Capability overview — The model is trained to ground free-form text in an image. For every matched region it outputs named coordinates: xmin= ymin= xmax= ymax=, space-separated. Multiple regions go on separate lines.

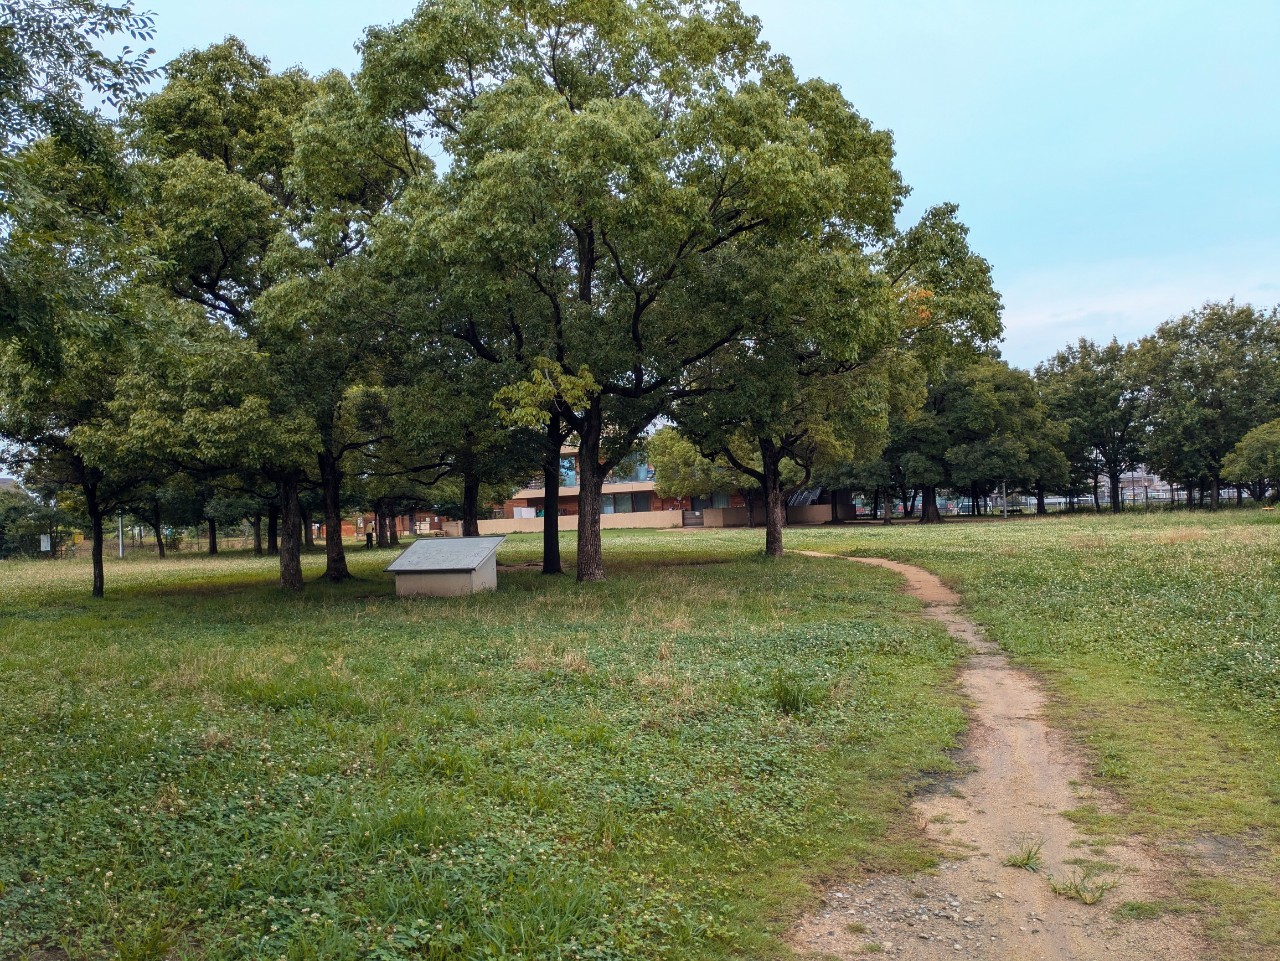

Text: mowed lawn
xmin=786 ymin=511 xmax=1280 ymax=960
xmin=0 ymin=538 xmax=966 ymax=960
xmin=3 ymin=512 xmax=1278 ymax=960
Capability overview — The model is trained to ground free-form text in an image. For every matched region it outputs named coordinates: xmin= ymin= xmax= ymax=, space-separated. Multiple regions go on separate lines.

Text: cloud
xmin=997 ymin=244 xmax=1280 ymax=368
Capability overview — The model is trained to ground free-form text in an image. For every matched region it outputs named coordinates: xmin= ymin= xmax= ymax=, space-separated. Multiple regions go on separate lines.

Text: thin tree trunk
xmin=85 ymin=482 xmax=105 ymax=598
xmin=882 ymin=487 xmax=892 ymax=525
xmin=278 ymin=476 xmax=304 ymax=592
xmin=1210 ymin=475 xmax=1221 ymax=511
xmin=1092 ymin=477 xmax=1101 ymax=512
xmin=462 ymin=472 xmax=481 ymax=537
xmin=542 ymin=417 xmax=563 ymax=575
xmin=919 ymin=485 xmax=943 ymax=524
xmin=152 ymin=505 xmax=166 ymax=560
xmin=318 ymin=451 xmax=350 ymax=582
xmin=762 ymin=444 xmax=786 ymax=557
xmin=267 ymin=506 xmax=280 ymax=555
xmin=303 ymin=509 xmax=314 ymax=548
xmin=1036 ymin=483 xmax=1047 ymax=515
xmin=207 ymin=517 xmax=218 ymax=555
xmin=389 ymin=515 xmax=400 ymax=547
xmin=575 ymin=406 xmax=607 ymax=582
xmin=251 ymin=515 xmax=263 ymax=557
xmin=375 ymin=505 xmax=390 ymax=548
xmin=1109 ymin=472 xmax=1122 ymax=513
xmin=830 ymin=489 xmax=840 ymax=524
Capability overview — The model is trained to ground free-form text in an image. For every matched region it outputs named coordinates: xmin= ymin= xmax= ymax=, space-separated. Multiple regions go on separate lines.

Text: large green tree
xmin=1036 ymin=338 xmax=1142 ymax=513
xmin=1222 ymin=418 xmax=1280 ymax=504
xmin=362 ymin=0 xmax=919 ymax=581
xmin=1135 ymin=301 xmax=1280 ymax=509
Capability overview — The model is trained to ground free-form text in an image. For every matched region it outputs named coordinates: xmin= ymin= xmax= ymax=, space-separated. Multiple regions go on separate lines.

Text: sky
xmin=131 ymin=0 xmax=1280 ymax=370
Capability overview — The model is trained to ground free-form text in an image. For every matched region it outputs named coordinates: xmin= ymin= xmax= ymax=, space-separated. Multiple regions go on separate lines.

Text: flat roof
xmin=385 ymin=536 xmax=507 ymax=574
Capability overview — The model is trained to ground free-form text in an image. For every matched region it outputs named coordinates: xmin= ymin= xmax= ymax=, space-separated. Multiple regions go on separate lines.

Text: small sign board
xmin=386 ymin=536 xmax=506 ymax=597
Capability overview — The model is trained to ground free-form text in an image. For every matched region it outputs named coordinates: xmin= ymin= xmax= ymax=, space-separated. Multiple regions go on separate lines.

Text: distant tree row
xmin=0 ymin=1 xmax=1004 ymax=595
xmin=652 ymin=300 xmax=1280 ymax=522
xmin=16 ymin=3 xmax=1273 ymax=599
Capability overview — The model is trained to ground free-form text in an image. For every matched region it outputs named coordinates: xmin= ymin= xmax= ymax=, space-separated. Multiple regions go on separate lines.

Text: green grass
xmin=1002 ymin=837 xmax=1046 ymax=872
xmin=783 ymin=510 xmax=1280 ymax=960
xmin=0 ymin=540 xmax=966 ymax=960
xmin=5 ymin=511 xmax=1279 ymax=959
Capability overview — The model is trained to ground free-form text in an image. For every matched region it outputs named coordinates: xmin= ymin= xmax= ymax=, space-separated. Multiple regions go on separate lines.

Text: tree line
xmin=651 ymin=300 xmax=1280 ymax=524
xmin=3 ymin=2 xmax=1274 ymax=599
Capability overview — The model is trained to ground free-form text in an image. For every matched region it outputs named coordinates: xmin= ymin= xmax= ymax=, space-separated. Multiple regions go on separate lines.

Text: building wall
xmin=445 ymin=509 xmax=685 ymax=536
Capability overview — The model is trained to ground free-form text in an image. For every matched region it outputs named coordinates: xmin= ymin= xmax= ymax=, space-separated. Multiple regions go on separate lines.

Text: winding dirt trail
xmin=788 ymin=552 xmax=1202 ymax=960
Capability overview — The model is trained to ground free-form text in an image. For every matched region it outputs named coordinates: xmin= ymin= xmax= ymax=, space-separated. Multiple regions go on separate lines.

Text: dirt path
xmin=788 ymin=552 xmax=1202 ymax=960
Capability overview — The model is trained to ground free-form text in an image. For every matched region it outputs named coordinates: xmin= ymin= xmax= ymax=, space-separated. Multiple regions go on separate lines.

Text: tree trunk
xmin=575 ymin=405 xmax=607 ymax=582
xmin=267 ymin=506 xmax=280 ymax=555
xmin=1036 ymin=483 xmax=1047 ymax=515
xmin=881 ymin=487 xmax=892 ymax=525
xmin=761 ymin=442 xmax=786 ymax=557
xmin=207 ymin=517 xmax=218 ymax=555
xmin=152 ymin=505 xmax=166 ymax=560
xmin=251 ymin=515 xmax=263 ymax=557
xmin=1109 ymin=472 xmax=1122 ymax=513
xmin=830 ymin=489 xmax=840 ymax=524
xmin=318 ymin=451 xmax=350 ymax=582
xmin=1092 ymin=477 xmax=1101 ymax=512
xmin=278 ymin=476 xmax=304 ymax=592
xmin=85 ymin=483 xmax=105 ymax=598
xmin=303 ymin=509 xmax=314 ymax=548
xmin=871 ymin=487 xmax=879 ymax=520
xmin=375 ymin=505 xmax=390 ymax=548
xmin=1235 ymin=486 xmax=1243 ymax=507
xmin=1210 ymin=475 xmax=1221 ymax=511
xmin=542 ymin=418 xmax=564 ymax=575
xmin=462 ymin=472 xmax=481 ymax=537
xmin=919 ymin=485 xmax=943 ymax=524
xmin=389 ymin=516 xmax=400 ymax=547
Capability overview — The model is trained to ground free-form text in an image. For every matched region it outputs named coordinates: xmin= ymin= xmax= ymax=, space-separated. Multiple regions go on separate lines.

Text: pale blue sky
xmin=134 ymin=1 xmax=1280 ymax=369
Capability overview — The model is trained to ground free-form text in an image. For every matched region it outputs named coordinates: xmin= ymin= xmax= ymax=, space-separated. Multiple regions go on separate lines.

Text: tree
xmin=0 ymin=1 xmax=159 ymax=388
xmin=1036 ymin=338 xmax=1142 ymax=513
xmin=0 ymin=125 xmax=153 ymax=595
xmin=648 ymin=427 xmax=752 ymax=503
xmin=363 ymin=0 xmax=928 ymax=580
xmin=1222 ymin=418 xmax=1280 ymax=504
xmin=1135 ymin=302 xmax=1280 ymax=509
xmin=941 ymin=358 xmax=1068 ymax=519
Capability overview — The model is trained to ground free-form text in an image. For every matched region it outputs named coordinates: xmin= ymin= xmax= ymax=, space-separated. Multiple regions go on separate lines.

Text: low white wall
xmin=456 ymin=510 xmax=684 ymax=536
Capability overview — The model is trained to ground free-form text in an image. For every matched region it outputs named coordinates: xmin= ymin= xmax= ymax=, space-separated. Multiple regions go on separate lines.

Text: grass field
xmin=2 ymin=511 xmax=1278 ymax=960
xmin=0 ymin=539 xmax=964 ymax=960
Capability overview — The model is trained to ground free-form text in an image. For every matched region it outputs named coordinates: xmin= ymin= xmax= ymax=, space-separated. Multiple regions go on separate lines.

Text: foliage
xmin=1036 ymin=338 xmax=1143 ymax=511
xmin=1135 ymin=301 xmax=1280 ymax=505
xmin=647 ymin=427 xmax=752 ymax=500
xmin=1222 ymin=417 xmax=1280 ymax=499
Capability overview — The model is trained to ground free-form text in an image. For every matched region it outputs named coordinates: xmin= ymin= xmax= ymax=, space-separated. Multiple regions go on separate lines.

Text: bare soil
xmin=788 ymin=552 xmax=1204 ymax=960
